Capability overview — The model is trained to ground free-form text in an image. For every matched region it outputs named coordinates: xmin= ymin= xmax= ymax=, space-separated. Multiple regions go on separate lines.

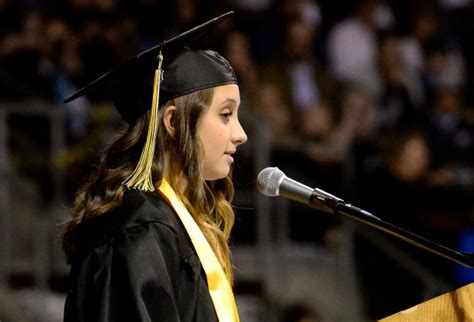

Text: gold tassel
xmin=123 ymin=51 xmax=164 ymax=191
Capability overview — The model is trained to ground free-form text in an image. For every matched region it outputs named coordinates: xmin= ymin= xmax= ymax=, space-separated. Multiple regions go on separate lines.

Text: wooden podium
xmin=379 ymin=283 xmax=474 ymax=321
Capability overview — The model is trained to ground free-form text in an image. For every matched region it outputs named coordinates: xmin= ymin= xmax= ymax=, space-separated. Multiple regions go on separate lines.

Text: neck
xmin=162 ymin=152 xmax=188 ymax=195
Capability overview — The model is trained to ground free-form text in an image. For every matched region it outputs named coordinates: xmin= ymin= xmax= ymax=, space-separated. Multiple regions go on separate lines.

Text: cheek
xmin=201 ymin=126 xmax=228 ymax=157
xmin=199 ymin=124 xmax=217 ymax=148
xmin=209 ymin=129 xmax=226 ymax=148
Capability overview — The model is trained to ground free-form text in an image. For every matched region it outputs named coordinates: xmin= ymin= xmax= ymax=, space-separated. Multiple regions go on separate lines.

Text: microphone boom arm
xmin=308 ymin=191 xmax=474 ymax=269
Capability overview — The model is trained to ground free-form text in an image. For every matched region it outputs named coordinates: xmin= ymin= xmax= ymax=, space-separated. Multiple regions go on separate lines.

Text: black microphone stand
xmin=308 ymin=191 xmax=474 ymax=268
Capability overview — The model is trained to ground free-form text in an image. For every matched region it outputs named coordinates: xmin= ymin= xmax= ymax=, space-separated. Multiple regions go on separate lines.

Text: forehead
xmin=210 ymin=84 xmax=240 ymax=106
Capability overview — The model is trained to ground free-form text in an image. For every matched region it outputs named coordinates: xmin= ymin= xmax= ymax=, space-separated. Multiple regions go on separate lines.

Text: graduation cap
xmin=65 ymin=11 xmax=237 ymax=191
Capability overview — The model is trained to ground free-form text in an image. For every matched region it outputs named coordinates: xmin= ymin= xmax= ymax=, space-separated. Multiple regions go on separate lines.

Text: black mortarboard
xmin=64 ymin=11 xmax=237 ymax=124
xmin=64 ymin=11 xmax=237 ymax=191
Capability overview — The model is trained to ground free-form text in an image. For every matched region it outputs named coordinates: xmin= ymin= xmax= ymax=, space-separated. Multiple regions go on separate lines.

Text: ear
xmin=162 ymin=105 xmax=177 ymax=137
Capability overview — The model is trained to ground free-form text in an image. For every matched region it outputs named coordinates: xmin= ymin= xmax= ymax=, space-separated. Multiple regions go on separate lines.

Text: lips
xmin=224 ymin=151 xmax=235 ymax=163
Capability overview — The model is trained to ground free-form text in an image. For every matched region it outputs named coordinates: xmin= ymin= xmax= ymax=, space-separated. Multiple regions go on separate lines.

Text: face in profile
xmin=197 ymin=84 xmax=248 ymax=181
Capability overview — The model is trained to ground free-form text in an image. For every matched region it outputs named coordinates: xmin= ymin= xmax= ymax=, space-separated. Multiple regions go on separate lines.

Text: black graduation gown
xmin=63 ymin=190 xmax=218 ymax=322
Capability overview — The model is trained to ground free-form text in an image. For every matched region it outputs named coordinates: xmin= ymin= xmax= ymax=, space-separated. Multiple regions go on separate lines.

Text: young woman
xmin=62 ymin=13 xmax=247 ymax=322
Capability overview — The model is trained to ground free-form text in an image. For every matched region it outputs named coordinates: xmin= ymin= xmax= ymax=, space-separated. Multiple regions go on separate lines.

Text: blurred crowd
xmin=1 ymin=0 xmax=474 ymax=320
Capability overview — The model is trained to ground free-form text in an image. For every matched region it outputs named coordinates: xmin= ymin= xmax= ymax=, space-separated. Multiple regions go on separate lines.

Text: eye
xmin=220 ymin=111 xmax=233 ymax=121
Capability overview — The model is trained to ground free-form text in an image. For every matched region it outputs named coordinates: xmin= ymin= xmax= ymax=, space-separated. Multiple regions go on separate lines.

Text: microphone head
xmin=257 ymin=167 xmax=285 ymax=197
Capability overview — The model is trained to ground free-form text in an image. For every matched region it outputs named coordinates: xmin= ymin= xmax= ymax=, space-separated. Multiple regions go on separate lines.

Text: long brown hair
xmin=62 ymin=87 xmax=237 ymax=282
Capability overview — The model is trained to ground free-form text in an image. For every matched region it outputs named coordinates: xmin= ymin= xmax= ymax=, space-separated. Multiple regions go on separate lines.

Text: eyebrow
xmin=219 ymin=97 xmax=239 ymax=107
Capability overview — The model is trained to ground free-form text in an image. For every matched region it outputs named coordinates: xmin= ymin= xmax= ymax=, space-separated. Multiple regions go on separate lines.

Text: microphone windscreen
xmin=256 ymin=167 xmax=285 ymax=196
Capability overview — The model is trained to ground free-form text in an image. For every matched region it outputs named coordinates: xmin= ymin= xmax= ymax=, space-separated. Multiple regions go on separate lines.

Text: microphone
xmin=256 ymin=166 xmax=474 ymax=268
xmin=257 ymin=167 xmax=345 ymax=213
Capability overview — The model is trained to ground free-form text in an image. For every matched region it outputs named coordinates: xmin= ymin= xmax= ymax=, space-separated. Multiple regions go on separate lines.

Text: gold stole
xmin=158 ymin=179 xmax=240 ymax=322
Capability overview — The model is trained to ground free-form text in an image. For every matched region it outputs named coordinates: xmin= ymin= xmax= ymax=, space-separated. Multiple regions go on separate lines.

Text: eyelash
xmin=221 ymin=112 xmax=232 ymax=120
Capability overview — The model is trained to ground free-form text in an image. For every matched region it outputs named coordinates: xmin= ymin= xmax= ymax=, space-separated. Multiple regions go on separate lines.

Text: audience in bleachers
xmin=1 ymin=0 xmax=473 ymax=319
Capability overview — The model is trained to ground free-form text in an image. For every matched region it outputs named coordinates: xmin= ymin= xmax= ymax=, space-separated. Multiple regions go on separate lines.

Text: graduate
xmin=61 ymin=12 xmax=247 ymax=322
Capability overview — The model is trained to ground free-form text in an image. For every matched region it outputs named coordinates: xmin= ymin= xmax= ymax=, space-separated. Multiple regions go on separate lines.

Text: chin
xmin=203 ymin=167 xmax=230 ymax=181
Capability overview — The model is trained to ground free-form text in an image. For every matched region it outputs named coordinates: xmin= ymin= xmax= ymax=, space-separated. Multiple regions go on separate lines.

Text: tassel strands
xmin=123 ymin=51 xmax=164 ymax=191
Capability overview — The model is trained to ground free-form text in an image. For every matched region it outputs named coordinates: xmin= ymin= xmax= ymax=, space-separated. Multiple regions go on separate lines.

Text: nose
xmin=233 ymin=119 xmax=248 ymax=146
